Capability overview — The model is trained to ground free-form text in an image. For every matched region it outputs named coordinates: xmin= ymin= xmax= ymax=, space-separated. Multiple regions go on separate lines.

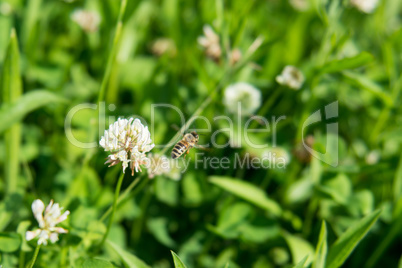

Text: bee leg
xmin=184 ymin=150 xmax=190 ymax=159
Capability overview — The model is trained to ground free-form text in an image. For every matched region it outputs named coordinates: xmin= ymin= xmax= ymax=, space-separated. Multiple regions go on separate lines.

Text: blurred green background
xmin=0 ymin=0 xmax=401 ymax=267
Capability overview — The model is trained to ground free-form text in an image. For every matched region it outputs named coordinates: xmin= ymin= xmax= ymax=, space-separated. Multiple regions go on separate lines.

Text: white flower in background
xmin=197 ymin=25 xmax=222 ymax=61
xmin=145 ymin=154 xmax=171 ymax=179
xmin=145 ymin=154 xmax=182 ymax=180
xmin=0 ymin=2 xmax=12 ymax=15
xmin=223 ymin=82 xmax=262 ymax=116
xmin=276 ymin=65 xmax=305 ymax=90
xmin=262 ymin=147 xmax=291 ymax=167
xmin=71 ymin=9 xmax=101 ymax=33
xmin=350 ymin=0 xmax=379 ymax=13
xmin=26 ymin=199 xmax=69 ymax=245
xmin=100 ymin=118 xmax=155 ymax=175
xmin=289 ymin=0 xmax=310 ymax=11
xmin=229 ymin=48 xmax=242 ymax=66
xmin=151 ymin=38 xmax=177 ymax=57
xmin=365 ymin=150 xmax=380 ymax=165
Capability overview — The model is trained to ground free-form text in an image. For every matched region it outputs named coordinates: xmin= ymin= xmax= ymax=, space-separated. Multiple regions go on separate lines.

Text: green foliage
xmin=171 ymin=251 xmax=188 ymax=268
xmin=313 ymin=221 xmax=328 ymax=268
xmin=326 ymin=210 xmax=382 ymax=268
xmin=0 ymin=90 xmax=66 ymax=134
xmin=0 ymin=232 xmax=21 ymax=253
xmin=0 ymin=0 xmax=401 ymax=267
xmin=209 ymin=176 xmax=282 ymax=216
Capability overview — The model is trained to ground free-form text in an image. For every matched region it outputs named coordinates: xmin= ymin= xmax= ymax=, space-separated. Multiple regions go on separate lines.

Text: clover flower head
xmin=0 ymin=2 xmax=12 ymax=15
xmin=289 ymin=0 xmax=310 ymax=11
xmin=26 ymin=199 xmax=69 ymax=245
xmin=262 ymin=147 xmax=291 ymax=167
xmin=229 ymin=48 xmax=242 ymax=66
xmin=223 ymin=82 xmax=262 ymax=116
xmin=197 ymin=25 xmax=222 ymax=61
xmin=71 ymin=9 xmax=101 ymax=33
xmin=100 ymin=118 xmax=155 ymax=175
xmin=365 ymin=150 xmax=380 ymax=165
xmin=145 ymin=154 xmax=171 ymax=179
xmin=151 ymin=38 xmax=177 ymax=57
xmin=350 ymin=0 xmax=379 ymax=13
xmin=276 ymin=65 xmax=305 ymax=90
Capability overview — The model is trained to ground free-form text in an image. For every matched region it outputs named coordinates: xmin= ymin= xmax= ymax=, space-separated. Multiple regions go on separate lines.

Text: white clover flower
xmin=145 ymin=154 xmax=171 ymax=179
xmin=262 ymin=147 xmax=291 ymax=167
xmin=350 ymin=0 xmax=379 ymax=13
xmin=145 ymin=154 xmax=182 ymax=180
xmin=365 ymin=150 xmax=380 ymax=165
xmin=0 ymin=2 xmax=12 ymax=15
xmin=26 ymin=199 xmax=69 ymax=245
xmin=276 ymin=65 xmax=305 ymax=90
xmin=100 ymin=118 xmax=155 ymax=175
xmin=151 ymin=38 xmax=177 ymax=57
xmin=197 ymin=25 xmax=222 ymax=61
xmin=223 ymin=82 xmax=262 ymax=116
xmin=229 ymin=48 xmax=242 ymax=66
xmin=289 ymin=0 xmax=310 ymax=11
xmin=71 ymin=9 xmax=101 ymax=33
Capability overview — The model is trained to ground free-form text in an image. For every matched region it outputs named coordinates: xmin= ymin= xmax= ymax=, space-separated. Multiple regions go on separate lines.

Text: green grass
xmin=0 ymin=0 xmax=401 ymax=267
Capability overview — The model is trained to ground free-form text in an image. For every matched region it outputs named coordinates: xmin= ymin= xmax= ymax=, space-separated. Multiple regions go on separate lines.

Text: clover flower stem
xmin=28 ymin=244 xmax=41 ymax=268
xmin=100 ymin=172 xmax=125 ymax=247
xmin=249 ymin=88 xmax=282 ymax=129
xmin=100 ymin=174 xmax=144 ymax=222
xmin=18 ymin=250 xmax=25 ymax=268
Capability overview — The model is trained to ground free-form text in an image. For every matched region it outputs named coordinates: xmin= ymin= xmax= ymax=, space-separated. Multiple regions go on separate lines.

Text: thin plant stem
xmin=99 ymin=172 xmax=125 ymax=247
xmin=249 ymin=87 xmax=282 ymax=129
xmin=100 ymin=174 xmax=144 ymax=222
xmin=28 ymin=244 xmax=41 ymax=268
xmin=97 ymin=0 xmax=127 ymax=103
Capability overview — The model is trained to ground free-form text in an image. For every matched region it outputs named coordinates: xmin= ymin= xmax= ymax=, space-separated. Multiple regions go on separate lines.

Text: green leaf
xmin=283 ymin=233 xmax=314 ymax=266
xmin=0 ymin=232 xmax=21 ymax=253
xmin=147 ymin=217 xmax=176 ymax=248
xmin=0 ymin=90 xmax=66 ymax=134
xmin=313 ymin=221 xmax=328 ymax=268
xmin=342 ymin=71 xmax=393 ymax=107
xmin=171 ymin=250 xmax=188 ymax=268
xmin=16 ymin=221 xmax=32 ymax=251
xmin=82 ymin=258 xmax=116 ymax=268
xmin=293 ymin=255 xmax=308 ymax=268
xmin=1 ymin=29 xmax=22 ymax=194
xmin=326 ymin=209 xmax=381 ymax=268
xmin=209 ymin=176 xmax=282 ymax=216
xmin=320 ymin=52 xmax=374 ymax=74
xmin=107 ymin=240 xmax=150 ymax=268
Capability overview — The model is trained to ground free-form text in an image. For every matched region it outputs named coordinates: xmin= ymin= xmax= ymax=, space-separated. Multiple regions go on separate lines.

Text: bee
xmin=171 ymin=131 xmax=199 ymax=159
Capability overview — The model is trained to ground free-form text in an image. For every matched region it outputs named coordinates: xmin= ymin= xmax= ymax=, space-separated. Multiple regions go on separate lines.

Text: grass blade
xmin=98 ymin=0 xmax=127 ymax=103
xmin=0 ymin=90 xmax=66 ymax=134
xmin=283 ymin=233 xmax=315 ymax=266
xmin=342 ymin=71 xmax=393 ymax=107
xmin=107 ymin=240 xmax=150 ymax=268
xmin=171 ymin=251 xmax=188 ymax=268
xmin=313 ymin=221 xmax=328 ymax=268
xmin=1 ymin=29 xmax=22 ymax=194
xmin=326 ymin=210 xmax=381 ymax=268
xmin=209 ymin=176 xmax=282 ymax=216
xmin=319 ymin=52 xmax=374 ymax=74
xmin=293 ymin=255 xmax=308 ymax=268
